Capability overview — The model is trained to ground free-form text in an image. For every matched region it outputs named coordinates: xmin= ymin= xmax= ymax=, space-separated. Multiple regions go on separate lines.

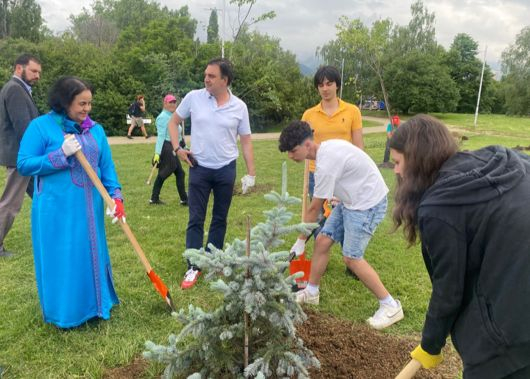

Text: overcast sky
xmin=38 ymin=0 xmax=529 ymax=72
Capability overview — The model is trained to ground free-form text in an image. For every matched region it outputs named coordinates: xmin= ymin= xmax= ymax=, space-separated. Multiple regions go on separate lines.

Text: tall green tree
xmin=391 ymin=0 xmax=437 ymax=56
xmin=334 ymin=17 xmax=393 ymax=118
xmin=69 ymin=1 xmax=118 ymax=46
xmin=446 ymin=33 xmax=495 ymax=113
xmin=0 ymin=0 xmax=44 ymax=42
xmin=501 ymin=26 xmax=530 ymax=115
xmin=385 ymin=50 xmax=459 ymax=114
xmin=207 ymin=9 xmax=219 ymax=43
xmin=229 ymin=30 xmax=311 ymax=130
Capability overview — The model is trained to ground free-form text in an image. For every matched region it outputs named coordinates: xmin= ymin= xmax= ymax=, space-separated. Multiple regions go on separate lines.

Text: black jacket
xmin=418 ymin=146 xmax=530 ymax=379
xmin=0 ymin=77 xmax=39 ymax=166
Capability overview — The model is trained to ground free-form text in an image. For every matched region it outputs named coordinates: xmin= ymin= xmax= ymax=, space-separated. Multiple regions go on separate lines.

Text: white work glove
xmin=62 ymin=136 xmax=81 ymax=157
xmin=106 ymin=199 xmax=126 ymax=224
xmin=290 ymin=238 xmax=306 ymax=257
xmin=241 ymin=174 xmax=256 ymax=194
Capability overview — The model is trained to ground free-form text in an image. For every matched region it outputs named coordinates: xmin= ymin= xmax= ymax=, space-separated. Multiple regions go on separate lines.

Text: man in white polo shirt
xmin=168 ymin=58 xmax=256 ymax=289
xmin=279 ymin=120 xmax=403 ymax=330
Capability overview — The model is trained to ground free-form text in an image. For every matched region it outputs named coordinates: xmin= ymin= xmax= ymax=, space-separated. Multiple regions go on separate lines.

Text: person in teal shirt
xmin=380 ymin=115 xmax=400 ymax=168
xmin=150 ymin=94 xmax=188 ymax=205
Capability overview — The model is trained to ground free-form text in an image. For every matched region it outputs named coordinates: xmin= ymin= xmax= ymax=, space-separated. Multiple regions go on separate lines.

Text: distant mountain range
xmin=297 ymin=55 xmax=322 ymax=77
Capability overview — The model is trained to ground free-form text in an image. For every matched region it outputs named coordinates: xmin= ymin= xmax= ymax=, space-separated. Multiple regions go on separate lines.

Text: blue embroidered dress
xmin=17 ymin=112 xmax=121 ymax=328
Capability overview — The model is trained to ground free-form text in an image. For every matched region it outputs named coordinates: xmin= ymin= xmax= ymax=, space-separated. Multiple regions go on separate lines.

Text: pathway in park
xmin=108 ymin=116 xmax=388 ymax=145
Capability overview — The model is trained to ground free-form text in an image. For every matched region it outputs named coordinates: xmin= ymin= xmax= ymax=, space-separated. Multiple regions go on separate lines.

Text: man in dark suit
xmin=0 ymin=54 xmax=41 ymax=257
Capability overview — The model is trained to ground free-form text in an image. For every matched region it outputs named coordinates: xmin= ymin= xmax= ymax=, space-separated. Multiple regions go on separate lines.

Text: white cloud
xmin=38 ymin=0 xmax=529 ymax=67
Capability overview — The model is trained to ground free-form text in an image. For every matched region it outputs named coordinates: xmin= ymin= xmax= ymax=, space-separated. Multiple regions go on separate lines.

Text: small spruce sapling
xmin=144 ymin=162 xmax=320 ymax=378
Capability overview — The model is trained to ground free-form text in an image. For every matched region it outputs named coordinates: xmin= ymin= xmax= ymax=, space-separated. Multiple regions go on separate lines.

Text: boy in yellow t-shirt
xmin=301 ymin=65 xmax=364 ymax=196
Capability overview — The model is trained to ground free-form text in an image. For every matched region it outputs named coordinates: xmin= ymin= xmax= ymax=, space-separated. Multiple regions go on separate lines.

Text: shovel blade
xmin=289 ymin=253 xmax=311 ymax=289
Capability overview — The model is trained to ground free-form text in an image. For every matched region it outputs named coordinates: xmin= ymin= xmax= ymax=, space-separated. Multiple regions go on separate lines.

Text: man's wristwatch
xmin=172 ymin=146 xmax=181 ymax=156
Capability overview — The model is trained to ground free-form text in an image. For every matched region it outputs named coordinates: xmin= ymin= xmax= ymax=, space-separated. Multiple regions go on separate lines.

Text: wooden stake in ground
xmin=395 ymin=359 xmax=421 ymax=379
xmin=72 ymin=141 xmax=175 ymax=312
xmin=288 ymin=160 xmax=311 ymax=288
xmin=244 ymin=215 xmax=251 ymax=368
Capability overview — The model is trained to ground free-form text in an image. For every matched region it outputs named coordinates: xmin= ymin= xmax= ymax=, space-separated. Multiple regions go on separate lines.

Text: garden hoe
xmin=70 ymin=136 xmax=175 ymax=312
xmin=395 ymin=359 xmax=421 ymax=379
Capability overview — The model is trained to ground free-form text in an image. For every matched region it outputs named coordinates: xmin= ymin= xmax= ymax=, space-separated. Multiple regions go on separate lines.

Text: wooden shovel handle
xmin=395 ymin=359 xmax=422 ymax=379
xmin=74 ymin=149 xmax=153 ymax=273
xmin=301 ymin=160 xmax=309 ymax=222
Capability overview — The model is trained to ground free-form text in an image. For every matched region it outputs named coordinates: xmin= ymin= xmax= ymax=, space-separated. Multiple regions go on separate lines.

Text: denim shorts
xmin=320 ymin=196 xmax=387 ymax=259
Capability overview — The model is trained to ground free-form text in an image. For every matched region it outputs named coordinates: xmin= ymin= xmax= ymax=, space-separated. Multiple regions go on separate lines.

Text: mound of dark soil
xmin=299 ymin=309 xmax=461 ymax=378
xmin=104 ymin=310 xmax=462 ymax=378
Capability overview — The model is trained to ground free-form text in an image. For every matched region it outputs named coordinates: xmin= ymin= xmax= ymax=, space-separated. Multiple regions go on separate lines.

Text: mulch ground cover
xmin=104 ymin=309 xmax=462 ymax=378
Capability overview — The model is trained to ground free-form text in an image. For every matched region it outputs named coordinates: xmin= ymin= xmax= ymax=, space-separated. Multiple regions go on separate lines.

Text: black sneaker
xmin=126 ymin=135 xmax=133 ymax=139
xmin=149 ymin=199 xmax=166 ymax=205
xmin=145 ymin=135 xmax=150 ymax=139
xmin=180 ymin=200 xmax=188 ymax=206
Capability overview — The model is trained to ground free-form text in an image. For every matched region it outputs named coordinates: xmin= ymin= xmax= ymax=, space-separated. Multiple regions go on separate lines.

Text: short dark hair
xmin=278 ymin=120 xmax=313 ymax=152
xmin=207 ymin=58 xmax=234 ymax=85
xmin=14 ymin=54 xmax=41 ymax=69
xmin=314 ymin=65 xmax=341 ymax=90
xmin=48 ymin=76 xmax=93 ymax=114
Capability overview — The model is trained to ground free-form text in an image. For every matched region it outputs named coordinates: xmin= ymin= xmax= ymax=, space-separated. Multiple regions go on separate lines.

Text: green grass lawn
xmin=362 ymin=110 xmax=530 ymax=140
xmin=0 ymin=115 xmax=527 ymax=378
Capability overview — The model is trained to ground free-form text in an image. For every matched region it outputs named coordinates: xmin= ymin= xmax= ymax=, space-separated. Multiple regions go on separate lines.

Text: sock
xmin=379 ymin=294 xmax=398 ymax=308
xmin=306 ymin=283 xmax=319 ymax=295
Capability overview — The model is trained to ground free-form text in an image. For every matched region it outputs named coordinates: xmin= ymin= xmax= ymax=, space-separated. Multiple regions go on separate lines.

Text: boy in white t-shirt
xmin=279 ymin=120 xmax=404 ymax=330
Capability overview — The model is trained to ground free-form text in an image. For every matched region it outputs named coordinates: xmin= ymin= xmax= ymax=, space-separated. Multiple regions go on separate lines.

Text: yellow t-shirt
xmin=301 ymin=99 xmax=362 ymax=171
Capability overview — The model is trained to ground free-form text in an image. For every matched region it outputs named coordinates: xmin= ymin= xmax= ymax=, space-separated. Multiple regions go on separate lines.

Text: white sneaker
xmin=295 ymin=288 xmax=319 ymax=305
xmin=180 ymin=268 xmax=201 ymax=289
xmin=367 ymin=300 xmax=404 ymax=330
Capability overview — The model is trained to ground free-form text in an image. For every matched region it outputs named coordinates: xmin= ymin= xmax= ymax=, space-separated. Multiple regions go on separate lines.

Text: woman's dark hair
xmin=314 ymin=65 xmax=341 ymax=90
xmin=390 ymin=114 xmax=458 ymax=244
xmin=207 ymin=58 xmax=234 ymax=85
xmin=48 ymin=76 xmax=93 ymax=114
xmin=278 ymin=120 xmax=313 ymax=152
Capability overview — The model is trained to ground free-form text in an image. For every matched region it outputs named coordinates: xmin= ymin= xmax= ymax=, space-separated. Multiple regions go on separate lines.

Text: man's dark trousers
xmin=186 ymin=160 xmax=236 ymax=269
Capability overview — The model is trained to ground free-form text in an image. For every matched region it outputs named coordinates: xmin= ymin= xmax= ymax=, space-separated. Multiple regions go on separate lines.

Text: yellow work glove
xmin=152 ymin=153 xmax=160 ymax=167
xmin=410 ymin=345 xmax=443 ymax=369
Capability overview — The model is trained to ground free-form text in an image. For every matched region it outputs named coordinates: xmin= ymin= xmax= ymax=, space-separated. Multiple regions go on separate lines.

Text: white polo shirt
xmin=176 ymin=88 xmax=251 ymax=169
xmin=313 ymin=140 xmax=388 ymax=210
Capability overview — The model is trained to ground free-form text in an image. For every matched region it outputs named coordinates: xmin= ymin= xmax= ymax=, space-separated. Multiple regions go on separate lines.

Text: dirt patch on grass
xmin=103 ymin=357 xmax=149 ymax=379
xmin=104 ymin=310 xmax=462 ymax=378
xmin=299 ymin=309 xmax=462 ymax=378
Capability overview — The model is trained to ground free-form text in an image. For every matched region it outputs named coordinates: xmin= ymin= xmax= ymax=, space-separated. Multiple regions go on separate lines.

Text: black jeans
xmin=186 ymin=160 xmax=236 ymax=269
xmin=150 ymin=141 xmax=187 ymax=202
xmin=383 ymin=138 xmax=391 ymax=163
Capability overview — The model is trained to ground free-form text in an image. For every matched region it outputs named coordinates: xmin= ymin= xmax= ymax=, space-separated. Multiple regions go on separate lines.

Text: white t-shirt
xmin=176 ymin=88 xmax=251 ymax=169
xmin=313 ymin=140 xmax=388 ymax=210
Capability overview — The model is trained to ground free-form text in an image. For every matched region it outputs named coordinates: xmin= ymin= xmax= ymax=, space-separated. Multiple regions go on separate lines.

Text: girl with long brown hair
xmin=390 ymin=114 xmax=530 ymax=379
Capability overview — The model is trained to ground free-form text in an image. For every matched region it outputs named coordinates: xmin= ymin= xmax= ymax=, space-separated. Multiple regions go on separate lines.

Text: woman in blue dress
xmin=17 ymin=77 xmax=126 ymax=328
